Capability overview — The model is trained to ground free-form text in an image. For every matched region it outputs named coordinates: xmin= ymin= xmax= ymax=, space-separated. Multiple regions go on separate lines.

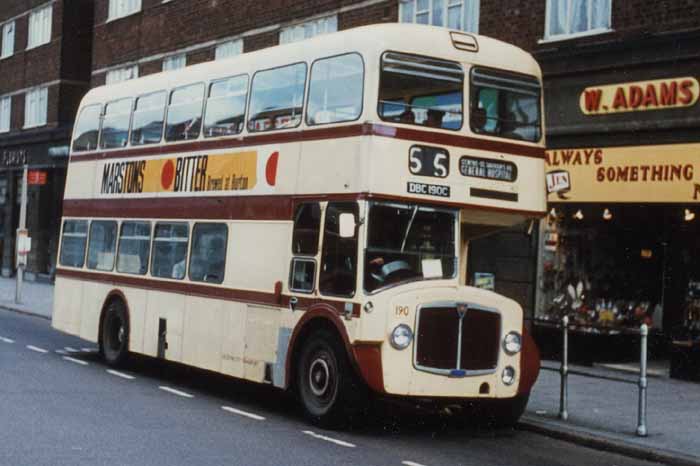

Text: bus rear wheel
xmin=100 ymin=300 xmax=130 ymax=367
xmin=297 ymin=329 xmax=365 ymax=428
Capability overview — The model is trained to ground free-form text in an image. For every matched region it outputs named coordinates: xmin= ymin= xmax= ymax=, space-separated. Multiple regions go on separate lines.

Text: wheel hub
xmin=309 ymin=358 xmax=331 ymax=397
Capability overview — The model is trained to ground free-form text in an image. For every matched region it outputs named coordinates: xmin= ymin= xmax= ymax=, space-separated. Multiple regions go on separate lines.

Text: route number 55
xmin=408 ymin=145 xmax=449 ymax=178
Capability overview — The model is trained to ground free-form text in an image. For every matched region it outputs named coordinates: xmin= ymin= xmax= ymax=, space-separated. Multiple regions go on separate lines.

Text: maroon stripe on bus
xmin=55 ymin=268 xmax=360 ymax=316
xmin=69 ymin=123 xmax=544 ymax=163
xmin=62 ymin=195 xmax=295 ymax=220
xmin=62 ymin=192 xmax=546 ymax=220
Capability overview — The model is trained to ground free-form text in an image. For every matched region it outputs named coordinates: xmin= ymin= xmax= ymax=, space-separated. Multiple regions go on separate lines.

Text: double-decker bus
xmin=53 ymin=23 xmax=546 ymax=427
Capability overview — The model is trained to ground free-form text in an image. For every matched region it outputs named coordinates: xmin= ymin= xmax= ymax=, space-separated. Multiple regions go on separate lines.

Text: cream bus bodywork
xmin=53 ymin=24 xmax=544 ymax=405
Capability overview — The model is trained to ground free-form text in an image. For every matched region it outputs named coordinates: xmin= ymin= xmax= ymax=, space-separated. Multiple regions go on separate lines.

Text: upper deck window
xmin=100 ymin=98 xmax=133 ymax=149
xmin=378 ymin=52 xmax=463 ymax=130
xmin=204 ymin=75 xmax=248 ymax=138
xmin=131 ymin=91 xmax=166 ymax=146
xmin=73 ymin=104 xmax=102 ymax=152
xmin=165 ymin=83 xmax=204 ymax=142
xmin=248 ymin=63 xmax=307 ymax=133
xmin=306 ymin=53 xmax=363 ymax=126
xmin=470 ymin=67 xmax=541 ymax=142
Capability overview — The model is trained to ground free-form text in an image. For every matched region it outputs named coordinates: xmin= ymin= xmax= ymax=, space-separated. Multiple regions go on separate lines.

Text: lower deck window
xmin=117 ymin=221 xmax=151 ymax=275
xmin=87 ymin=221 xmax=118 ymax=271
xmin=188 ymin=223 xmax=227 ymax=283
xmin=151 ymin=223 xmax=189 ymax=279
xmin=59 ymin=220 xmax=88 ymax=268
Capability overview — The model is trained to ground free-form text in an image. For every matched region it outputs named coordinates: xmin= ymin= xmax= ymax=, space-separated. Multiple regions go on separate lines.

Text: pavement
xmin=1 ymin=276 xmax=699 ymax=465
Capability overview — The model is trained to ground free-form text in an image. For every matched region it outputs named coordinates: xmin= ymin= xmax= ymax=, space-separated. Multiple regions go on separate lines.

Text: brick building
xmin=0 ymin=0 xmax=93 ymax=280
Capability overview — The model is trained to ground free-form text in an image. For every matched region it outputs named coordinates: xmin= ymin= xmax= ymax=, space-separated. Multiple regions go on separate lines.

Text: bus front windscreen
xmin=364 ymin=202 xmax=457 ymax=293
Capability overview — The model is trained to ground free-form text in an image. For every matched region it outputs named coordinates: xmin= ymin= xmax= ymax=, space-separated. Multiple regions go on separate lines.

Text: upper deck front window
xmin=364 ymin=202 xmax=457 ymax=293
xmin=378 ymin=52 xmax=463 ymax=130
xmin=470 ymin=67 xmax=541 ymax=142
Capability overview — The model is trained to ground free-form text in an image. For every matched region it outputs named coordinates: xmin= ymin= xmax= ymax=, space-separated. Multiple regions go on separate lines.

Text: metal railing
xmin=541 ymin=315 xmax=649 ymax=437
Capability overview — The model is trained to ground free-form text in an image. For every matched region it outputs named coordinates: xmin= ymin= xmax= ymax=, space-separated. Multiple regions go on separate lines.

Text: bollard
xmin=559 ymin=315 xmax=569 ymax=421
xmin=636 ymin=324 xmax=648 ymax=437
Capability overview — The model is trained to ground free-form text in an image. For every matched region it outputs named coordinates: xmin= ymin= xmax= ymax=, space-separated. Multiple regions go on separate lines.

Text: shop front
xmin=0 ymin=140 xmax=68 ymax=281
xmin=533 ymin=65 xmax=700 ymax=373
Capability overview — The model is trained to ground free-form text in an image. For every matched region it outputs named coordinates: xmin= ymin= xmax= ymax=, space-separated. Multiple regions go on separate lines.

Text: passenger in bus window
xmin=398 ymin=108 xmax=415 ymax=124
xmin=426 ymin=109 xmax=445 ymax=128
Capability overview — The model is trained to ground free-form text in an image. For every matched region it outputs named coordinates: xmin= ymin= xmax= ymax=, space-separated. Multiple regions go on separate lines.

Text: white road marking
xmin=107 ymin=369 xmax=135 ymax=380
xmin=0 ymin=336 xmax=14 ymax=343
xmin=221 ymin=406 xmax=266 ymax=421
xmin=26 ymin=345 xmax=48 ymax=353
xmin=81 ymin=347 xmax=97 ymax=352
xmin=159 ymin=386 xmax=194 ymax=398
xmin=54 ymin=349 xmax=68 ymax=355
xmin=403 ymin=461 xmax=428 ymax=466
xmin=64 ymin=347 xmax=79 ymax=353
xmin=63 ymin=356 xmax=88 ymax=366
xmin=302 ymin=430 xmax=356 ymax=448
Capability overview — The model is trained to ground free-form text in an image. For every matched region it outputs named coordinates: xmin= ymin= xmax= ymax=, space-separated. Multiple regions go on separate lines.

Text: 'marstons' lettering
xmin=101 ymin=161 xmax=146 ymax=194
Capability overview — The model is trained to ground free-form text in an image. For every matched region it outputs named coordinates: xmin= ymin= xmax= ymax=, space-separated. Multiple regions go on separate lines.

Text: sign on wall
xmin=27 ymin=170 xmax=47 ymax=185
xmin=546 ymin=143 xmax=700 ymax=203
xmin=580 ymin=77 xmax=699 ymax=115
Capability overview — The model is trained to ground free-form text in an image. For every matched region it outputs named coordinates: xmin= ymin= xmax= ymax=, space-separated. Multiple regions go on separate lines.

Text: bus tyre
xmin=297 ymin=330 xmax=365 ymax=428
xmin=100 ymin=300 xmax=130 ymax=367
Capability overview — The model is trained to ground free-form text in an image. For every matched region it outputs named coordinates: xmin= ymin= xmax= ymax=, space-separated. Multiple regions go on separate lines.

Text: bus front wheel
xmin=100 ymin=300 xmax=130 ymax=367
xmin=297 ymin=329 xmax=365 ymax=428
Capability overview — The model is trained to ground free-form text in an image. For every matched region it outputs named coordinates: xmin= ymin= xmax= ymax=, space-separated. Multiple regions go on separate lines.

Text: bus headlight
xmin=390 ymin=324 xmax=413 ymax=350
xmin=503 ymin=331 xmax=522 ymax=355
xmin=502 ymin=366 xmax=516 ymax=386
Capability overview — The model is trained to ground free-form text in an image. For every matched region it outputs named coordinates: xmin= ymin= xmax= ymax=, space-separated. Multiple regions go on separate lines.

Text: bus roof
xmin=82 ymin=23 xmax=541 ymax=106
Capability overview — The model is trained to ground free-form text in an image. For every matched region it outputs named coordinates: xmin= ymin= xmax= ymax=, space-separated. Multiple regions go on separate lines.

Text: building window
xmin=400 ymin=0 xmax=479 ymax=33
xmin=279 ymin=15 xmax=337 ymax=44
xmin=0 ymin=96 xmax=10 ymax=133
xmin=215 ymin=40 xmax=242 ymax=60
xmin=2 ymin=21 xmax=15 ymax=58
xmin=105 ymin=65 xmax=139 ymax=85
xmin=545 ymin=0 xmax=611 ymax=40
xmin=24 ymin=87 xmax=48 ymax=128
xmin=162 ymin=54 xmax=186 ymax=71
xmin=27 ymin=5 xmax=52 ymax=49
xmin=108 ymin=0 xmax=142 ymax=21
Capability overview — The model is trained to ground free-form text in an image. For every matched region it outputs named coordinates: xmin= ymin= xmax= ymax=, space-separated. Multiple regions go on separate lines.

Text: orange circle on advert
xmin=161 ymin=160 xmax=175 ymax=190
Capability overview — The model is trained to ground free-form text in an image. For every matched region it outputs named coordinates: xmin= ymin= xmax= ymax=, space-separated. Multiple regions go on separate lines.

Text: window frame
xmin=289 ymin=257 xmax=317 ymax=294
xmin=59 ymin=219 xmax=89 ymax=269
xmin=0 ymin=95 xmax=11 ymax=133
xmin=24 ymin=86 xmax=48 ymax=129
xmin=130 ymin=90 xmax=166 ymax=146
xmin=99 ymin=97 xmax=134 ymax=150
xmin=305 ymin=52 xmax=365 ymax=127
xmin=202 ymin=74 xmax=249 ymax=139
xmin=1 ymin=21 xmax=15 ymax=58
xmin=468 ymin=65 xmax=543 ymax=143
xmin=247 ymin=61 xmax=308 ymax=134
xmin=116 ymin=220 xmax=152 ymax=275
xmin=71 ymin=103 xmax=103 ymax=153
xmin=279 ymin=15 xmax=338 ymax=45
xmin=105 ymin=65 xmax=139 ymax=85
xmin=214 ymin=39 xmax=243 ymax=61
xmin=187 ymin=222 xmax=228 ymax=284
xmin=86 ymin=220 xmax=119 ymax=272
xmin=162 ymin=54 xmax=186 ymax=72
xmin=318 ymin=201 xmax=359 ymax=298
xmin=107 ymin=0 xmax=142 ymax=22
xmin=399 ymin=0 xmax=480 ymax=33
xmin=27 ymin=4 xmax=52 ymax=50
xmin=150 ymin=221 xmax=190 ymax=280
xmin=377 ymin=50 xmax=465 ymax=132
xmin=164 ymin=82 xmax=206 ymax=143
xmin=542 ymin=0 xmax=612 ymax=42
